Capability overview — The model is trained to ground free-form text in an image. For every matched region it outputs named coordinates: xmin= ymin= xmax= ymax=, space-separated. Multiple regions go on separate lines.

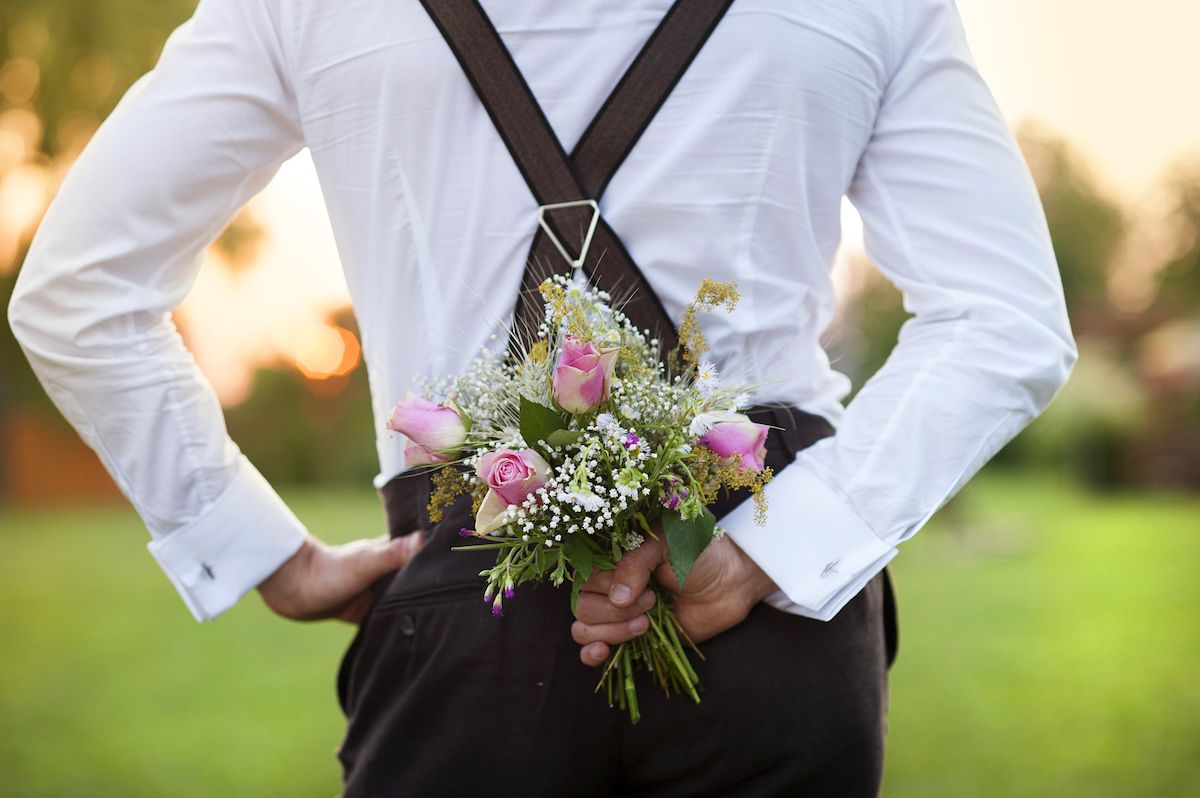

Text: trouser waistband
xmin=378 ymin=404 xmax=836 ymax=539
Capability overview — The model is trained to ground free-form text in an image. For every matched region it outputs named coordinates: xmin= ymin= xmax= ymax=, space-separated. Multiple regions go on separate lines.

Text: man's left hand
xmin=570 ymin=526 xmax=777 ymax=667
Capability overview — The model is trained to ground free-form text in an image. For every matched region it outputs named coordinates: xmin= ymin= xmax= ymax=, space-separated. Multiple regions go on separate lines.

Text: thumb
xmin=347 ymin=533 xmax=423 ymax=585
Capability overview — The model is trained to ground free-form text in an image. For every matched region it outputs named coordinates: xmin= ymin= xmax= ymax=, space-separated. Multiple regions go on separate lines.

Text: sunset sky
xmin=177 ymin=0 xmax=1200 ymax=403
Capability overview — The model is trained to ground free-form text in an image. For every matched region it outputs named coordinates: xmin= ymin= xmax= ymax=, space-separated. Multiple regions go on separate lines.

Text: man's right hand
xmin=571 ymin=527 xmax=776 ymax=666
xmin=256 ymin=532 xmax=424 ymax=624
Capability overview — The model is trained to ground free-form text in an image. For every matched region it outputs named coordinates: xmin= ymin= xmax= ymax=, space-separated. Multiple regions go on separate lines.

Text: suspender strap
xmin=418 ymin=0 xmax=735 ymax=359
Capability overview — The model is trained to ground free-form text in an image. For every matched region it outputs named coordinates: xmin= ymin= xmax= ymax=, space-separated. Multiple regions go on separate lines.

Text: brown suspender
xmin=417 ymin=0 xmax=736 ymax=359
xmin=403 ymin=3 xmax=899 ymax=669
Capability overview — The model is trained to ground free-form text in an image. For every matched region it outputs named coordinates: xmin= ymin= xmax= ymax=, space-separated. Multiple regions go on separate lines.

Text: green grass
xmin=1 ymin=471 xmax=1197 ymax=797
xmin=882 ymin=471 xmax=1200 ymax=797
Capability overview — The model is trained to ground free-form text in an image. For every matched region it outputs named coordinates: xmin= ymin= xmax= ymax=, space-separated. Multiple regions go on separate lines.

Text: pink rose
xmin=474 ymin=448 xmax=552 ymax=534
xmin=698 ymin=411 xmax=770 ymax=473
xmin=386 ymin=393 xmax=467 ymax=466
xmin=552 ymin=336 xmax=620 ymax=414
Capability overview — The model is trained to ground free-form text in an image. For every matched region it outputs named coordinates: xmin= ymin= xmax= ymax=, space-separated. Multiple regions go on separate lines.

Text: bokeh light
xmin=293 ymin=323 xmax=361 ymax=381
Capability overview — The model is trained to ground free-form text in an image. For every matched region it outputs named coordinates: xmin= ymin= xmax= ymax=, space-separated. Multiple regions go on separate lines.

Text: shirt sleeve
xmin=6 ymin=0 xmax=309 ymax=622
xmin=721 ymin=0 xmax=1078 ymax=620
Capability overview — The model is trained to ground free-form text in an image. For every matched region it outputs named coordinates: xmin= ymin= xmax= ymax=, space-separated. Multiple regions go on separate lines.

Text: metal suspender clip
xmin=536 ymin=199 xmax=600 ymax=272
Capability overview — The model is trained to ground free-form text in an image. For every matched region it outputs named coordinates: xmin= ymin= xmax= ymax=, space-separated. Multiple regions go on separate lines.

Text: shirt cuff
xmin=146 ymin=455 xmax=308 ymax=622
xmin=721 ymin=458 xmax=897 ymax=621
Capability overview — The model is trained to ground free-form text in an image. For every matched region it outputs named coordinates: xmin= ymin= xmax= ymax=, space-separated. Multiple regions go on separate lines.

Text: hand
xmin=571 ymin=526 xmax=777 ymax=666
xmin=256 ymin=532 xmax=425 ymax=624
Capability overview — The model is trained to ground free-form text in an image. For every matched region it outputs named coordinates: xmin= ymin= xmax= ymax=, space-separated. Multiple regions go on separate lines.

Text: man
xmin=8 ymin=0 xmax=1076 ymax=795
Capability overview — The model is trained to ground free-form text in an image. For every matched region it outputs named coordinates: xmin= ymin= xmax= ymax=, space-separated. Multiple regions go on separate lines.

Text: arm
xmin=720 ymin=0 xmax=1077 ymax=620
xmin=571 ymin=0 xmax=1077 ymax=658
xmin=7 ymin=0 xmax=416 ymax=622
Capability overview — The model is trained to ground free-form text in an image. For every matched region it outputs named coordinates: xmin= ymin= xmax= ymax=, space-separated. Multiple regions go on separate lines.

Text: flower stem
xmin=593 ymin=590 xmax=700 ymax=723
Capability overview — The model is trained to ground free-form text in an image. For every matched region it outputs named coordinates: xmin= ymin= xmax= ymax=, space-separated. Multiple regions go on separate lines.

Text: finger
xmin=571 ymin=616 xmax=649 ymax=646
xmin=608 ymin=538 xmax=666 ymax=607
xmin=580 ymin=569 xmax=615 ymax=594
xmin=575 ymin=589 xmax=655 ymax=624
xmin=580 ymin=641 xmax=610 ymax=667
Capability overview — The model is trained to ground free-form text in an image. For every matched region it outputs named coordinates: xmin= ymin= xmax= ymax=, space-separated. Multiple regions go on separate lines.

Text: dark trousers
xmin=336 ymin=416 xmax=897 ymax=797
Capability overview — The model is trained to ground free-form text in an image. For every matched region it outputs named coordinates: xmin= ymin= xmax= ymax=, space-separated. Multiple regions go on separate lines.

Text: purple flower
xmin=491 ymin=603 xmax=504 ymax=618
xmin=504 ymin=586 xmax=515 ymax=599
xmin=661 ymin=488 xmax=688 ymax=510
xmin=622 ymin=432 xmax=640 ymax=450
xmin=659 ymin=476 xmax=688 ymax=510
xmin=459 ymin=527 xmax=473 ymax=538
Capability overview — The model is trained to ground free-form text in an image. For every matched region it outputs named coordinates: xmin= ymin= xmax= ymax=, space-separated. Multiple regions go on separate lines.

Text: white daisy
xmin=688 ymin=412 xmax=717 ymax=437
xmin=596 ymin=412 xmax=619 ymax=431
xmin=695 ymin=360 xmax=720 ymax=396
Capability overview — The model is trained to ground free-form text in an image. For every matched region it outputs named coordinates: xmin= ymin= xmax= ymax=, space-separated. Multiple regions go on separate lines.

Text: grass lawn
xmin=1 ymin=469 xmax=1197 ymax=796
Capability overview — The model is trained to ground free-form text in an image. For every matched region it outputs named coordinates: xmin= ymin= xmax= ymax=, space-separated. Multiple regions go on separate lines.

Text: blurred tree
xmin=1155 ymin=163 xmax=1200 ymax=311
xmin=1 ymin=0 xmax=195 ymax=159
xmin=224 ymin=309 xmax=379 ymax=487
xmin=0 ymin=257 xmax=45 ymax=409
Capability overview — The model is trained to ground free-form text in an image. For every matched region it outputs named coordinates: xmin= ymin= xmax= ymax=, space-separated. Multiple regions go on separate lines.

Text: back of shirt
xmin=8 ymin=0 xmax=1076 ymax=623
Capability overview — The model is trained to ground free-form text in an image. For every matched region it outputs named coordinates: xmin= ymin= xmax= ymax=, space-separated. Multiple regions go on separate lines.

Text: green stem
xmin=649 ymin=609 xmax=700 ymax=704
xmin=622 ymin=644 xmax=640 ymax=724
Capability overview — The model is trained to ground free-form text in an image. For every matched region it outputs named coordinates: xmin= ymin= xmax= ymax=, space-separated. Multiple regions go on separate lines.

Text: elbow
xmin=6 ymin=267 xmax=36 ymax=354
xmin=997 ymin=258 xmax=1080 ymax=417
xmin=949 ymin=287 xmax=1079 ymax=421
xmin=6 ymin=255 xmax=50 ymax=357
xmin=7 ymin=252 xmax=73 ymax=371
xmin=1023 ymin=302 xmax=1079 ymax=420
xmin=1058 ymin=324 xmax=1080 ymax=390
xmin=1047 ymin=281 xmax=1080 ymax=400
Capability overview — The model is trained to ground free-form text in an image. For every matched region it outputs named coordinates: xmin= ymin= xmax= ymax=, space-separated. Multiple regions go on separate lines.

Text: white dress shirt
xmin=8 ymin=0 xmax=1076 ymax=623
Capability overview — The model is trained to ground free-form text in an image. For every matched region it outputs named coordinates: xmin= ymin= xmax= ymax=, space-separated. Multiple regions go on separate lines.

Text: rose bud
xmin=386 ymin=393 xmax=467 ymax=466
xmin=552 ymin=335 xmax=620 ymax=414
xmin=474 ymin=448 xmax=553 ymax=534
xmin=698 ymin=411 xmax=770 ymax=473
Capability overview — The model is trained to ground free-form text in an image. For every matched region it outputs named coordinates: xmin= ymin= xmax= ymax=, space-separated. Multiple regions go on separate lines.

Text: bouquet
xmin=386 ymin=275 xmax=774 ymax=722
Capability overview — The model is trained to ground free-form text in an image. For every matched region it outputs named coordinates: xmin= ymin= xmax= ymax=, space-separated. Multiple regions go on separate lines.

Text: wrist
xmin=257 ymin=534 xmax=316 ymax=596
xmin=733 ymin=541 xmax=777 ymax=606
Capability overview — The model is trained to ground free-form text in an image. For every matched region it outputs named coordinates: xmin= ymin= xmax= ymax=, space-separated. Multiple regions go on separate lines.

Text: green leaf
xmin=562 ymin=533 xmax=594 ymax=583
xmin=662 ymin=507 xmax=716 ymax=588
xmin=546 ymin=429 xmax=582 ymax=449
xmin=570 ymin=578 xmax=584 ymax=618
xmin=519 ymin=396 xmax=568 ymax=453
